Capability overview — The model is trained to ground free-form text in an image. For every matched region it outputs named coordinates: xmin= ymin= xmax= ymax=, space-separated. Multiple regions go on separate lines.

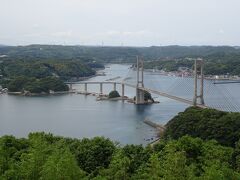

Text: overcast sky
xmin=0 ymin=0 xmax=239 ymax=46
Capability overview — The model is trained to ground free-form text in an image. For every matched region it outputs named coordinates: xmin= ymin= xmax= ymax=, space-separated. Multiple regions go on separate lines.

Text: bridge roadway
xmin=66 ymin=81 xmax=208 ymax=109
xmin=122 ymin=82 xmax=208 ymax=109
xmin=65 ymin=81 xmax=121 ymax=85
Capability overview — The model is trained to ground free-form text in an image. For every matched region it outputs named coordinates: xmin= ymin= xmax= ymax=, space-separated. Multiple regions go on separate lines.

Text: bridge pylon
xmin=135 ymin=56 xmax=145 ymax=104
xmin=193 ymin=58 xmax=205 ymax=106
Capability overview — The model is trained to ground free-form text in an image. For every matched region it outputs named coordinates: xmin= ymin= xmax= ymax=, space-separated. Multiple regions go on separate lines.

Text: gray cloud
xmin=0 ymin=0 xmax=239 ymax=46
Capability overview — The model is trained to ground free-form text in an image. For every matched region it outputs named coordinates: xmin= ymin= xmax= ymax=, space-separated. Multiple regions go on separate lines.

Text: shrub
xmin=108 ymin=90 xmax=120 ymax=98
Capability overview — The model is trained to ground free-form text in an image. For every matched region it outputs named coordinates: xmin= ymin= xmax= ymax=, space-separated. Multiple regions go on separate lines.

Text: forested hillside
xmin=0 ymin=59 xmax=96 ymax=80
xmin=2 ymin=76 xmax=69 ymax=93
xmin=1 ymin=45 xmax=240 ymax=75
xmin=0 ymin=59 xmax=99 ymax=93
xmin=164 ymin=107 xmax=240 ymax=147
xmin=144 ymin=53 xmax=240 ymax=75
xmin=1 ymin=45 xmax=240 ymax=62
xmin=0 ymin=45 xmax=139 ymax=63
xmin=1 ymin=132 xmax=240 ymax=179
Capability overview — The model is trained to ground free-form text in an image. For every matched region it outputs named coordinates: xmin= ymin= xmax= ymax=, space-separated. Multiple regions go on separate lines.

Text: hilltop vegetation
xmin=1 ymin=132 xmax=240 ymax=179
xmin=0 ymin=45 xmax=139 ymax=63
xmin=144 ymin=52 xmax=240 ymax=76
xmin=1 ymin=76 xmax=69 ymax=93
xmin=1 ymin=45 xmax=240 ymax=62
xmin=1 ymin=45 xmax=240 ymax=76
xmin=164 ymin=107 xmax=240 ymax=147
xmin=0 ymin=59 xmax=97 ymax=80
xmin=0 ymin=58 xmax=103 ymax=93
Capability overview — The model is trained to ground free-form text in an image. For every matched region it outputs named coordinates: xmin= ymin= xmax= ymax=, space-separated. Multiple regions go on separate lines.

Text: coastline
xmin=7 ymin=91 xmax=75 ymax=96
xmin=144 ymin=68 xmax=240 ymax=81
xmin=2 ymin=67 xmax=106 ymax=96
xmin=143 ymin=118 xmax=166 ymax=146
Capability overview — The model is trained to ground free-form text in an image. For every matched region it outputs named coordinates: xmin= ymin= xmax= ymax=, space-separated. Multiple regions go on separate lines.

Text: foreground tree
xmin=1 ymin=132 xmax=240 ymax=179
xmin=41 ymin=142 xmax=86 ymax=180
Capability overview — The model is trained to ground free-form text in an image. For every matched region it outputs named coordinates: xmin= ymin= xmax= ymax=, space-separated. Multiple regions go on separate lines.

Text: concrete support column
xmin=135 ymin=56 xmax=145 ymax=104
xmin=136 ymin=88 xmax=145 ymax=104
xmin=200 ymin=61 xmax=205 ymax=105
xmin=69 ymin=84 xmax=73 ymax=91
xmin=100 ymin=83 xmax=103 ymax=94
xmin=193 ymin=60 xmax=198 ymax=106
xmin=136 ymin=88 xmax=139 ymax=104
xmin=139 ymin=89 xmax=145 ymax=103
xmin=113 ymin=83 xmax=116 ymax=91
xmin=137 ymin=56 xmax=139 ymax=86
xmin=84 ymin=83 xmax=87 ymax=93
xmin=141 ymin=60 xmax=144 ymax=87
xmin=121 ymin=84 xmax=125 ymax=97
xmin=193 ymin=58 xmax=205 ymax=106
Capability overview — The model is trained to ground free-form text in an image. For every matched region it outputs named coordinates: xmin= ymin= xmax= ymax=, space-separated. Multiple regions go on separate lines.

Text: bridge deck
xmin=66 ymin=81 xmax=208 ymax=108
xmin=122 ymin=82 xmax=208 ymax=108
xmin=65 ymin=81 xmax=121 ymax=84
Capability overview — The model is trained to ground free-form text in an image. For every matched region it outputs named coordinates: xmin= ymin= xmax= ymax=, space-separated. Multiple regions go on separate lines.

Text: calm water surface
xmin=1 ymin=64 xmax=239 ymax=144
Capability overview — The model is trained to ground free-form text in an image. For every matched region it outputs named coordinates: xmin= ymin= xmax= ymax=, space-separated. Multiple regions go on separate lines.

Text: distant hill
xmin=139 ymin=45 xmax=239 ymax=60
xmin=0 ymin=44 xmax=240 ymax=62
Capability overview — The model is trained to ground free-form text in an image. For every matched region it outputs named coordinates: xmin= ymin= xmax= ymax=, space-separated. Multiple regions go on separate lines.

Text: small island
xmin=129 ymin=90 xmax=159 ymax=104
xmin=96 ymin=90 xmax=159 ymax=104
xmin=108 ymin=90 xmax=121 ymax=98
xmin=96 ymin=90 xmax=125 ymax=101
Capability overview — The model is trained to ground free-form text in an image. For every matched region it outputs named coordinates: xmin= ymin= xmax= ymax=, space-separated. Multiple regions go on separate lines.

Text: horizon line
xmin=1 ymin=43 xmax=240 ymax=48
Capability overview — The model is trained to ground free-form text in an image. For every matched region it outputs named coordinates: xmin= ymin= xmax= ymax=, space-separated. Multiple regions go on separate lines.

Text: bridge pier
xmin=135 ymin=56 xmax=145 ymax=105
xmin=84 ymin=83 xmax=87 ymax=93
xmin=68 ymin=83 xmax=73 ymax=91
xmin=193 ymin=59 xmax=205 ymax=106
xmin=113 ymin=83 xmax=116 ymax=91
xmin=121 ymin=84 xmax=125 ymax=97
xmin=100 ymin=83 xmax=103 ymax=94
xmin=199 ymin=62 xmax=205 ymax=105
xmin=136 ymin=89 xmax=145 ymax=104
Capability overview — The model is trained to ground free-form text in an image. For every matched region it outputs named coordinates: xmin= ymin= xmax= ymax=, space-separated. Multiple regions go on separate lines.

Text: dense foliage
xmin=0 ymin=59 xmax=96 ymax=80
xmin=0 ymin=45 xmax=139 ymax=63
xmin=1 ymin=132 xmax=240 ymax=179
xmin=1 ymin=45 xmax=240 ymax=75
xmin=164 ymin=107 xmax=240 ymax=147
xmin=0 ymin=58 xmax=102 ymax=93
xmin=204 ymin=53 xmax=240 ymax=75
xmin=2 ymin=76 xmax=69 ymax=93
xmin=108 ymin=90 xmax=121 ymax=98
xmin=1 ymin=45 xmax=240 ymax=63
xmin=144 ymin=53 xmax=240 ymax=75
xmin=144 ymin=91 xmax=154 ymax=102
xmin=144 ymin=59 xmax=194 ymax=72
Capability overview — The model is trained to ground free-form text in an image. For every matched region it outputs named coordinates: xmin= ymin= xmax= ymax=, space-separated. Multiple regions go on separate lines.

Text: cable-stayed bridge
xmin=66 ymin=58 xmax=240 ymax=112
